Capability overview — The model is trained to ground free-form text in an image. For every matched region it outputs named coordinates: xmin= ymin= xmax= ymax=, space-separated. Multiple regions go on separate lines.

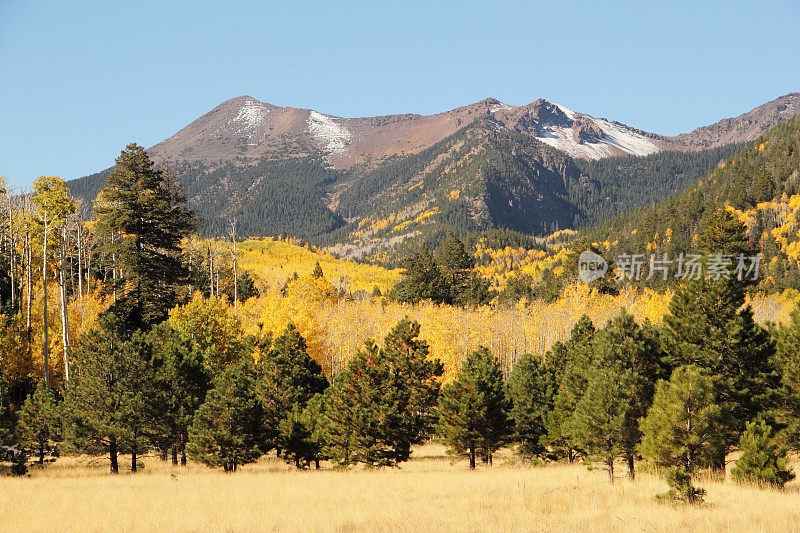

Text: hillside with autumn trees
xmin=2 ymin=111 xmax=800 ymax=521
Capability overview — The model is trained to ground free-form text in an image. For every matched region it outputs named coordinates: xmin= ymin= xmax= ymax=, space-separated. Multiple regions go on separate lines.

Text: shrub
xmin=731 ymin=419 xmax=795 ymax=488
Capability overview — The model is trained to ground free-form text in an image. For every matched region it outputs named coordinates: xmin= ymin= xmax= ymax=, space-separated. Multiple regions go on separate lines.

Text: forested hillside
xmin=578 ymin=115 xmax=800 ymax=292
xmin=573 ymin=143 xmax=741 ymax=226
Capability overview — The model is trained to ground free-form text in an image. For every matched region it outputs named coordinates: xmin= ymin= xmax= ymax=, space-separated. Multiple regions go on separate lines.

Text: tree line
xmin=0 ymin=144 xmax=257 ymax=405
xmin=2 ymin=141 xmax=800 ymax=506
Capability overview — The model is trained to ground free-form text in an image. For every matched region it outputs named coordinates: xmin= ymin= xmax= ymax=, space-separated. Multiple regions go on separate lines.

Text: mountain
xmin=580 ymin=114 xmax=800 ymax=292
xmin=142 ymin=92 xmax=800 ymax=167
xmin=68 ymin=93 xmax=800 ymax=256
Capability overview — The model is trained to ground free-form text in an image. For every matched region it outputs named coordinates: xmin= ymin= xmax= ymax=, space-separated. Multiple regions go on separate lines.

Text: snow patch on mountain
xmin=535 ymin=112 xmax=658 ymax=159
xmin=554 ymin=103 xmax=576 ymax=120
xmin=489 ymin=102 xmax=511 ymax=114
xmin=536 ymin=124 xmax=613 ymax=159
xmin=220 ymin=98 xmax=270 ymax=139
xmin=308 ymin=111 xmax=352 ymax=154
xmin=592 ymin=118 xmax=659 ymax=157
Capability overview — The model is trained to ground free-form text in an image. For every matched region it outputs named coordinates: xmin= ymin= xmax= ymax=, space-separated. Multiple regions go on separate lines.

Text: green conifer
xmin=437 ymin=347 xmax=511 ymax=468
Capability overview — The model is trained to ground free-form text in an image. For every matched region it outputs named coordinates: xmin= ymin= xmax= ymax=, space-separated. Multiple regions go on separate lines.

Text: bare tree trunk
xmin=24 ymin=200 xmax=32 ymax=332
xmin=58 ymin=228 xmax=70 ymax=382
xmin=7 ymin=192 xmax=16 ymax=313
xmin=41 ymin=208 xmax=50 ymax=387
xmin=109 ymin=437 xmax=119 ymax=474
xmin=76 ymin=220 xmax=83 ymax=300
xmin=85 ymin=229 xmax=91 ymax=296
xmin=208 ymin=243 xmax=214 ymax=297
xmin=229 ymin=220 xmax=238 ymax=314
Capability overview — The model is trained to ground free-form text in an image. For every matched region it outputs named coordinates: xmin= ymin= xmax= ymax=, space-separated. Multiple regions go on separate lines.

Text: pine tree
xmin=311 ymin=261 xmax=324 ymax=279
xmin=657 ymin=467 xmax=706 ymax=504
xmin=321 ymin=341 xmax=384 ymax=467
xmin=323 ymin=318 xmax=442 ymax=467
xmin=63 ymin=316 xmax=154 ymax=473
xmin=255 ymin=323 xmax=328 ymax=451
xmin=590 ymin=311 xmax=664 ymax=479
xmin=436 ymin=347 xmax=511 ymax=468
xmin=661 ymin=209 xmax=778 ymax=471
xmin=567 ymin=368 xmax=630 ymax=484
xmin=187 ymin=358 xmax=264 ymax=472
xmin=277 ymin=395 xmax=327 ymax=469
xmin=436 ymin=233 xmax=491 ymax=306
xmin=391 ymin=245 xmax=448 ymax=305
xmin=93 ymin=144 xmax=196 ymax=331
xmin=507 ymin=353 xmax=557 ymax=460
xmin=17 ymin=380 xmax=61 ymax=465
xmin=771 ymin=306 xmax=800 ymax=452
xmin=731 ymin=419 xmax=795 ymax=488
xmin=640 ymin=365 xmax=726 ymax=474
xmin=662 ymin=280 xmax=778 ymax=470
xmin=544 ymin=316 xmax=596 ymax=461
xmin=695 ymin=208 xmax=752 ymax=257
xmin=147 ymin=323 xmax=211 ymax=465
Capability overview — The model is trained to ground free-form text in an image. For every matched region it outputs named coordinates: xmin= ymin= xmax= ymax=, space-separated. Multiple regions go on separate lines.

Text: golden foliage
xmin=235 ymin=237 xmax=401 ymax=294
xmin=235 ymin=283 xmax=673 ymax=381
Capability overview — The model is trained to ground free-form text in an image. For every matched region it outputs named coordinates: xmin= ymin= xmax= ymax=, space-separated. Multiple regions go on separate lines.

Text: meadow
xmin=2 ymin=444 xmax=799 ymax=532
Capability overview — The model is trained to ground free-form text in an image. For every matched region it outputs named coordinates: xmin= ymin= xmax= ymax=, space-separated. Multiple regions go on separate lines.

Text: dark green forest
xmin=68 ymin=118 xmax=741 ymax=254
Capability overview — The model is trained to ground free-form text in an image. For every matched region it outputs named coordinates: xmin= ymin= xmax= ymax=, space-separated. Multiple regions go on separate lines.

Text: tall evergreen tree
xmin=695 ymin=208 xmax=753 ymax=257
xmin=436 ymin=347 xmax=511 ymax=468
xmin=567 ymin=368 xmax=631 ymax=484
xmin=277 ymin=395 xmax=327 ymax=469
xmin=590 ymin=311 xmax=664 ymax=479
xmin=147 ymin=323 xmax=211 ymax=465
xmin=63 ymin=316 xmax=154 ymax=473
xmin=187 ymin=358 xmax=264 ymax=472
xmin=640 ymin=365 xmax=726 ymax=474
xmin=93 ymin=144 xmax=196 ymax=331
xmin=323 ymin=318 xmax=443 ymax=467
xmin=255 ymin=323 xmax=328 ymax=451
xmin=437 ymin=233 xmax=491 ymax=306
xmin=770 ymin=305 xmax=800 ymax=453
xmin=17 ymin=380 xmax=61 ymax=464
xmin=544 ymin=316 xmax=596 ymax=461
xmin=391 ymin=245 xmax=448 ymax=305
xmin=507 ymin=352 xmax=557 ymax=460
xmin=660 ymin=210 xmax=778 ymax=471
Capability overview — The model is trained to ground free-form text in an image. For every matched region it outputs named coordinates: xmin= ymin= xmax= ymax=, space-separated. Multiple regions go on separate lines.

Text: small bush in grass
xmin=655 ymin=467 xmax=706 ymax=504
xmin=731 ymin=419 xmax=795 ymax=488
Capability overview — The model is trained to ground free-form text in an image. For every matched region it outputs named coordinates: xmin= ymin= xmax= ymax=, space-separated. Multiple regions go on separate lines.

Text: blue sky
xmin=1 ymin=0 xmax=799 ymax=188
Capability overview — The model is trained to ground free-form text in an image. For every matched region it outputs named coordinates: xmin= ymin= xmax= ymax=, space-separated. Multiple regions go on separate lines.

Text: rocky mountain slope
xmin=145 ymin=92 xmax=800 ymax=168
xmin=68 ymin=92 xmax=800 ymax=254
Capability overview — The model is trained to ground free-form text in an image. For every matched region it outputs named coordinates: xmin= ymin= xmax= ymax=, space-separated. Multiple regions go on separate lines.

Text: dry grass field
xmin=2 ymin=444 xmax=799 ymax=532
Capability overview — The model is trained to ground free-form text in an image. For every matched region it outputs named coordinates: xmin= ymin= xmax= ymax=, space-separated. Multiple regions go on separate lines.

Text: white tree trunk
xmin=41 ymin=208 xmax=50 ymax=386
xmin=58 ymin=228 xmax=70 ymax=381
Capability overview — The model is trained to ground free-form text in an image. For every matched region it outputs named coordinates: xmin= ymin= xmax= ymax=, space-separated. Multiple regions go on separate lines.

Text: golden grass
xmin=2 ymin=444 xmax=800 ymax=532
